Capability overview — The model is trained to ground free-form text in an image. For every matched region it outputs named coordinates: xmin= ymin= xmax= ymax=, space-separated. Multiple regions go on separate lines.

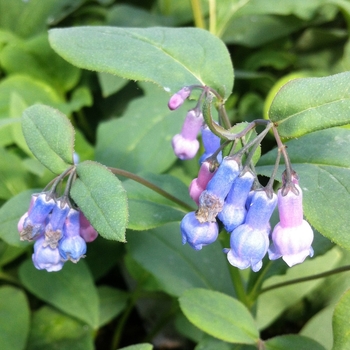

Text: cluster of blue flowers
xmin=18 ymin=192 xmax=98 ymax=272
xmin=169 ymin=86 xmax=314 ymax=272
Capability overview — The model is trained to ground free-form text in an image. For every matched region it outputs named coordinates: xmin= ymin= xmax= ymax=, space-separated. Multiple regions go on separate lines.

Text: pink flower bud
xmin=168 ymin=87 xmax=191 ymax=110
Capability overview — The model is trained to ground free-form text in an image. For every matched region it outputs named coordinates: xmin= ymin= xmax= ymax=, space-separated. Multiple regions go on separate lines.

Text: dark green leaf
xmin=180 ymin=288 xmax=259 ymax=344
xmin=0 ymin=286 xmax=30 ymax=350
xmin=27 ymin=306 xmax=94 ymax=350
xmin=269 ymin=72 xmax=350 ymax=138
xmin=19 ymin=259 xmax=99 ymax=329
xmin=70 ymin=161 xmax=128 ymax=242
xmin=265 ymin=335 xmax=326 ymax=350
xmin=127 ymin=223 xmax=235 ymax=297
xmin=119 ymin=344 xmax=153 ymax=350
xmin=22 ymin=104 xmax=74 ymax=174
xmin=49 ymin=26 xmax=233 ymax=98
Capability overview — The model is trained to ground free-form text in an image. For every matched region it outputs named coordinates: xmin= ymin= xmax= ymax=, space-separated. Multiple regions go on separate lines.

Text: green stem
xmin=247 ymin=260 xmax=273 ymax=302
xmin=0 ymin=270 xmax=21 ymax=286
xmin=108 ymin=167 xmax=195 ymax=212
xmin=208 ymin=0 xmax=217 ymax=35
xmin=190 ymin=0 xmax=206 ymax=29
xmin=260 ymin=264 xmax=350 ymax=294
xmin=229 ymin=267 xmax=249 ymax=308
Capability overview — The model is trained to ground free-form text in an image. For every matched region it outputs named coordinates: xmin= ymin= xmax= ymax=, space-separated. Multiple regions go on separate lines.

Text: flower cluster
xmin=168 ymin=86 xmax=314 ymax=272
xmin=18 ymin=192 xmax=98 ymax=272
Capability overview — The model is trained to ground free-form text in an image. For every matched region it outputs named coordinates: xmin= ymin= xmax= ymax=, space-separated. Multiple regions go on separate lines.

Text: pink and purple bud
xmin=196 ymin=157 xmax=240 ymax=222
xmin=172 ymin=109 xmax=204 ymax=160
xmin=218 ymin=171 xmax=255 ymax=232
xmin=226 ymin=190 xmax=277 ymax=272
xmin=268 ymin=184 xmax=314 ymax=267
xmin=20 ymin=193 xmax=56 ymax=241
xmin=189 ymin=161 xmax=216 ymax=205
xmin=32 ymin=236 xmax=64 ymax=272
xmin=59 ymin=208 xmax=87 ymax=263
xmin=168 ymin=87 xmax=191 ymax=110
xmin=181 ymin=211 xmax=219 ymax=250
xmin=79 ymin=211 xmax=98 ymax=242
xmin=199 ymin=125 xmax=222 ymax=164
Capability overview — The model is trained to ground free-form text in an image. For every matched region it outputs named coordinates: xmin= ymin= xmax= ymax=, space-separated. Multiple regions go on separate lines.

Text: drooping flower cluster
xmin=168 ymin=86 xmax=314 ymax=272
xmin=18 ymin=191 xmax=98 ymax=272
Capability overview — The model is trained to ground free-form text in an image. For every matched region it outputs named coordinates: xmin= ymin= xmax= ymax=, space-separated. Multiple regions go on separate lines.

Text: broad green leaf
xmin=257 ymin=127 xmax=350 ymax=251
xmin=264 ymin=335 xmax=326 ymax=350
xmin=22 ymin=104 xmax=74 ymax=174
xmin=179 ymin=288 xmax=259 ymax=344
xmin=97 ymin=286 xmax=128 ymax=327
xmin=0 ymin=189 xmax=37 ymax=247
xmin=127 ymin=223 xmax=235 ymax=297
xmin=195 ymin=335 xmax=256 ymax=350
xmin=123 ymin=173 xmax=194 ymax=230
xmin=332 ymin=289 xmax=350 ymax=350
xmin=268 ymin=72 xmax=350 ymax=138
xmin=19 ymin=259 xmax=99 ymax=329
xmin=49 ymin=26 xmax=233 ymax=98
xmin=0 ymin=74 xmax=63 ymax=119
xmin=27 ymin=306 xmax=94 ymax=350
xmin=0 ymin=241 xmax=27 ymax=266
xmin=119 ymin=344 xmax=153 ymax=350
xmin=70 ymin=161 xmax=128 ymax=242
xmin=97 ymin=72 xmax=128 ymax=97
xmin=0 ymin=147 xmax=30 ymax=200
xmin=96 ymin=83 xmax=186 ymax=173
xmin=0 ymin=286 xmax=30 ymax=350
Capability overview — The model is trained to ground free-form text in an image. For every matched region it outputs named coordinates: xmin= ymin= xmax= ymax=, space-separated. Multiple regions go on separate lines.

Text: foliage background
xmin=1 ymin=0 xmax=350 ymax=349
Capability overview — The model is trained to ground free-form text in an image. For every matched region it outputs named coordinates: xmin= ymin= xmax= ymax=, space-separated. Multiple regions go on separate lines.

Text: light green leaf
xmin=265 ymin=335 xmax=326 ymax=350
xmin=70 ymin=161 xmax=128 ymax=242
xmin=49 ymin=26 xmax=233 ymax=98
xmin=127 ymin=223 xmax=235 ymax=297
xmin=0 ymin=189 xmax=37 ymax=247
xmin=97 ymin=72 xmax=128 ymax=97
xmin=332 ymin=289 xmax=350 ymax=350
xmin=27 ymin=306 xmax=94 ymax=350
xmin=119 ymin=344 xmax=153 ymax=350
xmin=179 ymin=288 xmax=259 ymax=344
xmin=97 ymin=286 xmax=128 ymax=327
xmin=257 ymin=127 xmax=350 ymax=251
xmin=19 ymin=259 xmax=99 ymax=329
xmin=96 ymin=83 xmax=186 ymax=174
xmin=0 ymin=286 xmax=30 ymax=350
xmin=22 ymin=104 xmax=74 ymax=174
xmin=268 ymin=72 xmax=350 ymax=138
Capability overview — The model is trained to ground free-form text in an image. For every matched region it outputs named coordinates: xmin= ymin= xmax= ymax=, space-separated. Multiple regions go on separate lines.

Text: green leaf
xmin=0 ymin=241 xmax=27 ymax=267
xmin=332 ymin=289 xmax=350 ymax=350
xmin=19 ymin=259 xmax=99 ymax=329
xmin=179 ymin=288 xmax=259 ymax=344
xmin=123 ymin=173 xmax=194 ymax=230
xmin=0 ymin=189 xmax=37 ymax=247
xmin=95 ymin=82 xmax=185 ymax=173
xmin=0 ymin=286 xmax=30 ymax=350
xmin=70 ymin=161 xmax=128 ymax=242
xmin=97 ymin=286 xmax=128 ymax=327
xmin=264 ymin=335 xmax=326 ymax=350
xmin=119 ymin=344 xmax=153 ymax=350
xmin=27 ymin=306 xmax=94 ymax=350
xmin=97 ymin=72 xmax=128 ymax=98
xmin=127 ymin=223 xmax=235 ymax=297
xmin=49 ymin=26 xmax=233 ymax=98
xmin=257 ymin=127 xmax=350 ymax=251
xmin=0 ymin=147 xmax=30 ymax=200
xmin=22 ymin=104 xmax=74 ymax=174
xmin=268 ymin=72 xmax=350 ymax=138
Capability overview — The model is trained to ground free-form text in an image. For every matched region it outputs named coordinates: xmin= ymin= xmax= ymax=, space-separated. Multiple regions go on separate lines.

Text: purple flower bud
xmin=181 ymin=211 xmax=219 ymax=250
xmin=196 ymin=157 xmax=240 ymax=222
xmin=199 ymin=125 xmax=222 ymax=163
xmin=189 ymin=161 xmax=216 ymax=205
xmin=168 ymin=87 xmax=191 ymax=110
xmin=172 ymin=110 xmax=203 ymax=160
xmin=20 ymin=193 xmax=56 ymax=241
xmin=59 ymin=209 xmax=86 ymax=263
xmin=44 ymin=199 xmax=70 ymax=249
xmin=18 ymin=194 xmax=38 ymax=232
xmin=268 ymin=185 xmax=314 ymax=267
xmin=225 ymin=190 xmax=277 ymax=272
xmin=218 ymin=171 xmax=255 ymax=232
xmin=79 ymin=212 xmax=98 ymax=242
xmin=32 ymin=236 xmax=64 ymax=272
